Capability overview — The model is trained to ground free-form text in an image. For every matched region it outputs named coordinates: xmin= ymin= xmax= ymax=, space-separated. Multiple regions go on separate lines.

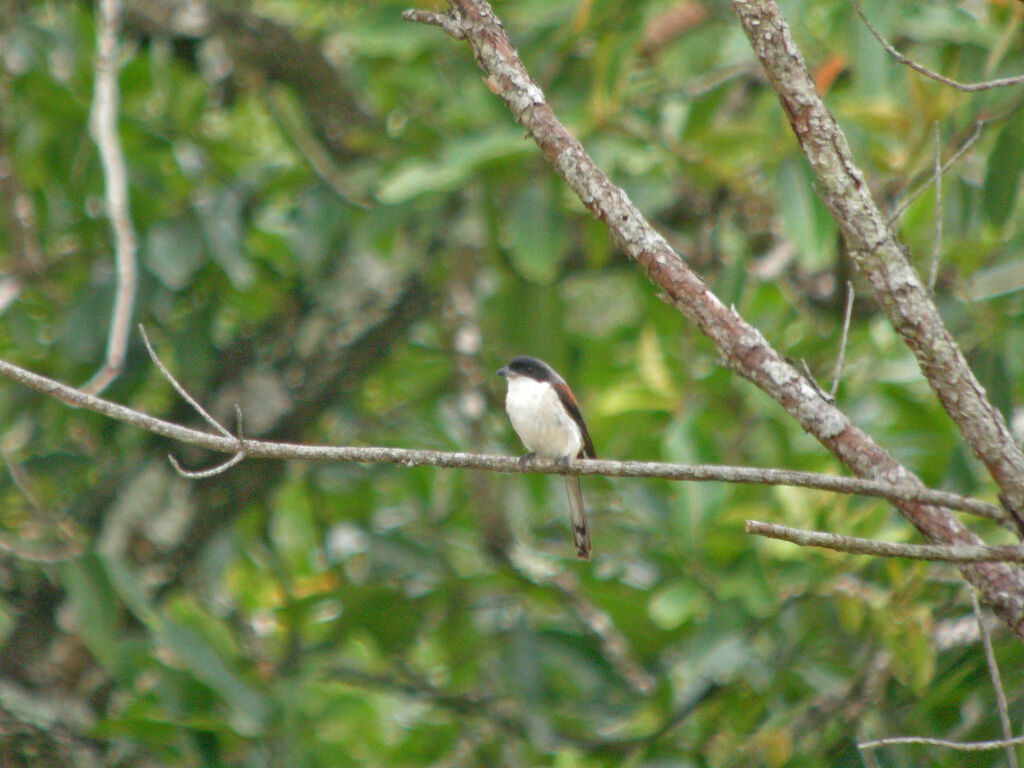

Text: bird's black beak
xmin=496 ymin=366 xmax=509 ymax=378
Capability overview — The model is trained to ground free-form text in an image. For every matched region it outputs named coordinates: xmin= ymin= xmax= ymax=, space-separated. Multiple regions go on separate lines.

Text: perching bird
xmin=497 ymin=356 xmax=596 ymax=559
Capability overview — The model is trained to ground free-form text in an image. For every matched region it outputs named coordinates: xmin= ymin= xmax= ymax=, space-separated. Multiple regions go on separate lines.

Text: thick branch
xmin=730 ymin=0 xmax=1024 ymax=520
xmin=403 ymin=0 xmax=1024 ymax=640
xmin=0 ymin=355 xmax=1006 ymax=520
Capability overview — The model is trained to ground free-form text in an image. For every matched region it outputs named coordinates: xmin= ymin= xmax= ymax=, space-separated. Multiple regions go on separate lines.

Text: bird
xmin=497 ymin=355 xmax=595 ymax=559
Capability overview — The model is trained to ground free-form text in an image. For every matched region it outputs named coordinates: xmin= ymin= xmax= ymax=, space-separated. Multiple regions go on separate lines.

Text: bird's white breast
xmin=504 ymin=376 xmax=583 ymax=459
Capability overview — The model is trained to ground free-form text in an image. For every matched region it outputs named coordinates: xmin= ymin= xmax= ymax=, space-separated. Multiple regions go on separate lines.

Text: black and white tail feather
xmin=564 ymin=475 xmax=591 ymax=559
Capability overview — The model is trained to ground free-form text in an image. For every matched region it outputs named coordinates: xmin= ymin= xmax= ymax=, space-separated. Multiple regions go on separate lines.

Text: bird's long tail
xmin=563 ymin=475 xmax=591 ymax=560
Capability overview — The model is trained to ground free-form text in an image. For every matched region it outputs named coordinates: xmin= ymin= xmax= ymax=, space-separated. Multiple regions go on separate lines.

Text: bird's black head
xmin=497 ymin=355 xmax=560 ymax=383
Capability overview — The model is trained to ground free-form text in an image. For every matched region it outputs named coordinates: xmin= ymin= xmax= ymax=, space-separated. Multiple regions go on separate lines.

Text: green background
xmin=1 ymin=0 xmax=1023 ymax=765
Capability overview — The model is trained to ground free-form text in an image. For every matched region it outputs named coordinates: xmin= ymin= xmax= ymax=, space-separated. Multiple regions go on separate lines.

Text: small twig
xmin=401 ymin=9 xmax=466 ymax=39
xmin=746 ymin=520 xmax=1024 ymax=562
xmin=169 ymin=406 xmax=247 ymax=478
xmin=889 ymin=121 xmax=984 ymax=224
xmin=82 ymin=0 xmax=138 ymax=395
xmin=971 ymin=588 xmax=1019 ymax=768
xmin=928 ymin=126 xmax=943 ymax=292
xmin=0 ymin=353 xmax=1010 ymax=521
xmin=169 ymin=451 xmax=245 ymax=479
xmin=798 ymin=359 xmax=832 ymax=402
xmin=828 ymin=281 xmax=854 ymax=400
xmin=139 ymin=325 xmax=232 ymax=439
xmin=860 ymin=734 xmax=1024 ymax=752
xmin=851 ymin=0 xmax=1024 ymax=92
xmin=140 ymin=325 xmax=248 ymax=475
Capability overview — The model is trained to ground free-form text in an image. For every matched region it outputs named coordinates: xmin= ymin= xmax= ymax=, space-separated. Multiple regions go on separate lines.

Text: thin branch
xmin=860 ymin=734 xmax=1024 ymax=752
xmin=140 ymin=325 xmax=248 ymax=475
xmin=971 ymin=589 xmax=1019 ymax=768
xmin=851 ymin=0 xmax=1024 ymax=92
xmin=798 ymin=358 xmax=832 ymax=402
xmin=828 ymin=281 xmax=854 ymax=400
xmin=0 ymin=355 xmax=1009 ymax=522
xmin=888 ymin=121 xmax=983 ymax=224
xmin=928 ymin=125 xmax=942 ymax=292
xmin=83 ymin=0 xmax=138 ymax=396
xmin=139 ymin=325 xmax=232 ymax=439
xmin=746 ymin=520 xmax=1024 ymax=563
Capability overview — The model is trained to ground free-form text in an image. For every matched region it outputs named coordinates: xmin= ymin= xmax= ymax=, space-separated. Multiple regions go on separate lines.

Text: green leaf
xmin=648 ymin=581 xmax=709 ymax=629
xmin=561 ymin=271 xmax=644 ymax=338
xmin=195 ymin=187 xmax=254 ymax=288
xmin=501 ymin=180 xmax=566 ymax=284
xmin=982 ymin=118 xmax=1024 ymax=227
xmin=63 ymin=553 xmax=121 ymax=674
xmin=158 ymin=622 xmax=271 ymax=736
xmin=377 ymin=131 xmax=530 ymax=204
xmin=882 ymin=607 xmax=935 ymax=694
xmin=145 ymin=218 xmax=206 ymax=290
xmin=778 ymin=160 xmax=837 ymax=270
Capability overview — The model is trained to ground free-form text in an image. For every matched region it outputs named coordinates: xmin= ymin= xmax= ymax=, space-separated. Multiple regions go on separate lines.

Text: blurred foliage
xmin=1 ymin=0 xmax=1023 ymax=766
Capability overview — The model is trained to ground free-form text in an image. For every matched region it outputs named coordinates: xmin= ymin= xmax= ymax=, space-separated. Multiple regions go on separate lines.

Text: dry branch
xmin=746 ymin=521 xmax=1024 ymax=564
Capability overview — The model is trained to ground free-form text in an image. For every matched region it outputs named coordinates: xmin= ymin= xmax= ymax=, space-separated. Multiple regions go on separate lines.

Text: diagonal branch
xmin=730 ymin=0 xmax=1024 ymax=522
xmin=0 ymin=354 xmax=1007 ymax=520
xmin=402 ymin=0 xmax=1024 ymax=640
